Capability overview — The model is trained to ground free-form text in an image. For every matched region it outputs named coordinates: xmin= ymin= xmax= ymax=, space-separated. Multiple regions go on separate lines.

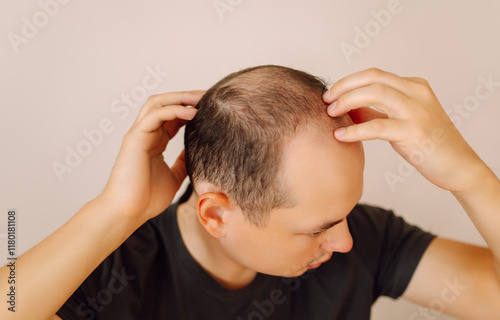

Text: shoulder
xmin=348 ymin=203 xmax=431 ymax=240
xmin=347 ymin=203 xmax=435 ymax=282
xmin=87 ymin=202 xmax=179 ymax=286
xmin=56 ymin=202 xmax=180 ymax=318
xmin=348 ymin=203 xmax=393 ymax=221
xmin=347 ymin=202 xmax=398 ymax=235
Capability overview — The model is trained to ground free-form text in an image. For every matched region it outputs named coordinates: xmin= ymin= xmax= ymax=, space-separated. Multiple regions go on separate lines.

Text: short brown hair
xmin=185 ymin=65 xmax=338 ymax=226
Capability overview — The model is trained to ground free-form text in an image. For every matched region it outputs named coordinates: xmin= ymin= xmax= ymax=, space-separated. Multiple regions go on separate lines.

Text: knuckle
xmin=371 ymin=83 xmax=389 ymax=96
xmin=417 ymin=84 xmax=434 ymax=99
xmin=413 ymin=77 xmax=429 ymax=86
xmin=150 ymin=107 xmax=164 ymax=118
xmin=122 ymin=130 xmax=135 ymax=143
xmin=369 ymin=119 xmax=385 ymax=133
xmin=367 ymin=67 xmax=383 ymax=77
xmin=146 ymin=94 xmax=159 ymax=104
xmin=331 ymin=78 xmax=345 ymax=93
xmin=409 ymin=78 xmax=433 ymax=96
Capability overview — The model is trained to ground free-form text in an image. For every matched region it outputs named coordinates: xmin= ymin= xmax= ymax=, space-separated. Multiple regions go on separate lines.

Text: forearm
xmin=0 ymin=196 xmax=142 ymax=320
xmin=452 ymin=163 xmax=500 ymax=276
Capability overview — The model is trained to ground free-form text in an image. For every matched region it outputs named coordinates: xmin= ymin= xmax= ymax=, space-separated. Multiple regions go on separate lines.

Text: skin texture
xmin=179 ymin=68 xmax=500 ymax=318
xmin=0 ymin=91 xmax=205 ymax=320
xmin=324 ymin=69 xmax=500 ymax=319
xmin=0 ymin=68 xmax=499 ymax=320
xmin=178 ymin=117 xmax=364 ymax=288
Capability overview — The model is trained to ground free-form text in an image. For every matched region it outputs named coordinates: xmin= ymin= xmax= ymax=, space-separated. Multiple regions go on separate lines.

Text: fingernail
xmin=335 ymin=127 xmax=345 ymax=136
xmin=323 ymin=90 xmax=330 ymax=101
xmin=327 ymin=101 xmax=337 ymax=114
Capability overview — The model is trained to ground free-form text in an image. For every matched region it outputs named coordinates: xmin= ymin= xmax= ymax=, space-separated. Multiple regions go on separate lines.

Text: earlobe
xmin=196 ymin=192 xmax=231 ymax=238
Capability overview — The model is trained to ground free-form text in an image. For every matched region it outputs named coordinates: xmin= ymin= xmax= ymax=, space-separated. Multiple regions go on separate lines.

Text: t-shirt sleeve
xmin=56 ymin=285 xmax=92 ymax=320
xmin=348 ymin=204 xmax=436 ymax=299
xmin=55 ymin=218 xmax=162 ymax=320
xmin=55 ymin=249 xmax=133 ymax=320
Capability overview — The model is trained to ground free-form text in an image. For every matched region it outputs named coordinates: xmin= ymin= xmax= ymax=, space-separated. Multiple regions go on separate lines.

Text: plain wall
xmin=1 ymin=1 xmax=500 ymax=319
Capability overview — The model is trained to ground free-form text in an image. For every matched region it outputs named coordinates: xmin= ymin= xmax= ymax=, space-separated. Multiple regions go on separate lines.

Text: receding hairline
xmin=214 ymin=65 xmax=339 ymax=128
xmin=185 ymin=64 xmax=345 ymax=226
xmin=221 ymin=64 xmax=328 ymax=91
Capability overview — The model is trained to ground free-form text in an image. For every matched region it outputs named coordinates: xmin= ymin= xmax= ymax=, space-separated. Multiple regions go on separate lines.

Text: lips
xmin=306 ymin=262 xmax=322 ymax=269
xmin=306 ymin=254 xmax=333 ymax=269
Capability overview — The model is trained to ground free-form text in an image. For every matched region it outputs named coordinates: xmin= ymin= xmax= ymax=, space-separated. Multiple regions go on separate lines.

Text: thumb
xmin=348 ymin=107 xmax=388 ymax=124
xmin=170 ymin=149 xmax=188 ymax=185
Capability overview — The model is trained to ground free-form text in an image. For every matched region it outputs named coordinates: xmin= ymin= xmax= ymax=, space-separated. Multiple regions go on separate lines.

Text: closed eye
xmin=309 ymin=229 xmax=327 ymax=238
xmin=307 ymin=218 xmax=346 ymax=238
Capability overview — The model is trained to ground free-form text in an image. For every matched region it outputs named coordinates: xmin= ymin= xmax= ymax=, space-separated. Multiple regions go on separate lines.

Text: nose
xmin=320 ymin=221 xmax=353 ymax=253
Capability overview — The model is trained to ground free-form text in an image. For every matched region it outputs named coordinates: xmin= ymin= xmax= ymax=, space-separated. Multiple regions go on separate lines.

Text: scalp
xmin=184 ymin=65 xmax=343 ymax=226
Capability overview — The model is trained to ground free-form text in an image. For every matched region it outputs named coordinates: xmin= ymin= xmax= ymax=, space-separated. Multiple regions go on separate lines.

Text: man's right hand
xmin=0 ymin=90 xmax=205 ymax=320
xmin=99 ymin=91 xmax=204 ymax=224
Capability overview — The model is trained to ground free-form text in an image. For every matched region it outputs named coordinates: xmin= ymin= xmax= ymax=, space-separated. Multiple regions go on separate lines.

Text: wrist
xmin=90 ymin=193 xmax=145 ymax=231
xmin=452 ymin=161 xmax=500 ymax=199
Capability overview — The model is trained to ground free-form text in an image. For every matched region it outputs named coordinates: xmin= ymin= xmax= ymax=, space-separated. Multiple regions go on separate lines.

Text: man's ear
xmin=196 ymin=192 xmax=231 ymax=238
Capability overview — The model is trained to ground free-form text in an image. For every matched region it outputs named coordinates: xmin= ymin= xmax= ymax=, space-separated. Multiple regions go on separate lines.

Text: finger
xmin=147 ymin=90 xmax=206 ymax=108
xmin=134 ymin=91 xmax=205 ymax=126
xmin=327 ymin=83 xmax=411 ymax=118
xmin=163 ymin=118 xmax=188 ymax=140
xmin=134 ymin=105 xmax=197 ymax=134
xmin=404 ymin=77 xmax=429 ymax=85
xmin=170 ymin=149 xmax=188 ymax=185
xmin=334 ymin=118 xmax=408 ymax=142
xmin=348 ymin=107 xmax=388 ymax=124
xmin=323 ymin=68 xmax=413 ymax=103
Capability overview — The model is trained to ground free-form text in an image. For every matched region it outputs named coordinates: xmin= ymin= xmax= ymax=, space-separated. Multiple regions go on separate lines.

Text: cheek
xmin=222 ymin=225 xmax=269 ymax=263
xmin=224 ymin=230 xmax=321 ymax=274
xmin=266 ymin=237 xmax=323 ymax=275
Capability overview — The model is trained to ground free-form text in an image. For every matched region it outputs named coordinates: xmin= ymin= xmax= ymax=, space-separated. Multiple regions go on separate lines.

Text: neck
xmin=177 ymin=191 xmax=257 ymax=290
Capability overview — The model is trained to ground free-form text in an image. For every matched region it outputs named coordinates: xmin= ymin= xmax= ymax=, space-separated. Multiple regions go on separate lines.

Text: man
xmin=1 ymin=66 xmax=499 ymax=319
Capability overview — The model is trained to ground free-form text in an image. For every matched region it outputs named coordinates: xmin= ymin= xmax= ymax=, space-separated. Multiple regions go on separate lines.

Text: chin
xmin=281 ymin=267 xmax=309 ymax=278
xmin=256 ymin=266 xmax=303 ymax=278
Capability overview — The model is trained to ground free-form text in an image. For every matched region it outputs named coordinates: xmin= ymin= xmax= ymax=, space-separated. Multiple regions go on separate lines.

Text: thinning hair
xmin=185 ymin=65 xmax=339 ymax=226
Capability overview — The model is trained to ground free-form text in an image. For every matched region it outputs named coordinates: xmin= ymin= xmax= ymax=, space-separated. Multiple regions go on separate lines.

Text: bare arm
xmin=323 ymin=68 xmax=500 ymax=318
xmin=403 ymin=165 xmax=500 ymax=319
xmin=452 ymin=166 xmax=500 ymax=276
xmin=0 ymin=91 xmax=204 ymax=319
xmin=0 ymin=197 xmax=141 ymax=319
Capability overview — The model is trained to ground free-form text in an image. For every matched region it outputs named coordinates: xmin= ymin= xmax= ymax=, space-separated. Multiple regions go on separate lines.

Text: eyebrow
xmin=305 ymin=212 xmax=351 ymax=233
xmin=311 ymin=219 xmax=344 ymax=232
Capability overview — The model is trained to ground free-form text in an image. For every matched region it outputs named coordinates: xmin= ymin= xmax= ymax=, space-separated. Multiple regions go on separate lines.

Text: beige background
xmin=1 ymin=1 xmax=500 ymax=319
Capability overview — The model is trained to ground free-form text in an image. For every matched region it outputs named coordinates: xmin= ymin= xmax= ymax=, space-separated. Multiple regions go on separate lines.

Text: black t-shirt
xmin=57 ymin=185 xmax=435 ymax=320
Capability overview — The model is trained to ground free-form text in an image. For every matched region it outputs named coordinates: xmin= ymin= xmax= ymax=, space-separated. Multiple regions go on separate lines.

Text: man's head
xmin=184 ymin=65 xmax=364 ymax=277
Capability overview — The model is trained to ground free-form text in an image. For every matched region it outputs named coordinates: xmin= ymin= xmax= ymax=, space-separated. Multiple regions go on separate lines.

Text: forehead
xmin=271 ymin=120 xmax=364 ymax=230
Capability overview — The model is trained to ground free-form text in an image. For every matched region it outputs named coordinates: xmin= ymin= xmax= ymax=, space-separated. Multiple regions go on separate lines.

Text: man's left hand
xmin=323 ymin=68 xmax=487 ymax=194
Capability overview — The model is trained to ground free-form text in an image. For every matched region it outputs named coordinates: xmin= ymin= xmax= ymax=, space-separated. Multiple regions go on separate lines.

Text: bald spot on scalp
xmin=184 ymin=65 xmax=348 ymax=226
